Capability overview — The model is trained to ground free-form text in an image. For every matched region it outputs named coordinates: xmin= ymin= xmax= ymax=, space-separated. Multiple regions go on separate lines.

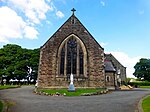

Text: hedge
xmin=128 ymin=81 xmax=150 ymax=87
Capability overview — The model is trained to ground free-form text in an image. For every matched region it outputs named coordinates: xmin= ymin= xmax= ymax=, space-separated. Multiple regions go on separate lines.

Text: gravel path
xmin=0 ymin=86 xmax=150 ymax=112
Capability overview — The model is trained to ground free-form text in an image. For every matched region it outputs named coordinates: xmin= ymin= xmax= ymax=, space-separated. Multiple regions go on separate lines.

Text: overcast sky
xmin=0 ymin=0 xmax=150 ymax=78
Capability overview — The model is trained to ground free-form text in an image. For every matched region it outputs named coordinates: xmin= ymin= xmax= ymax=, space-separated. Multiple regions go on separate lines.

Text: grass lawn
xmin=0 ymin=85 xmax=19 ymax=90
xmin=0 ymin=100 xmax=3 ymax=112
xmin=142 ymin=96 xmax=150 ymax=112
xmin=40 ymin=88 xmax=105 ymax=96
xmin=140 ymin=86 xmax=150 ymax=88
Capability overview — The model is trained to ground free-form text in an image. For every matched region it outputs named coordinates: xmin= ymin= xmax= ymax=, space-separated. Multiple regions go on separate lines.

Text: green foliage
xmin=128 ymin=81 xmax=150 ymax=86
xmin=142 ymin=96 xmax=150 ymax=112
xmin=40 ymin=88 xmax=104 ymax=96
xmin=0 ymin=44 xmax=40 ymax=84
xmin=126 ymin=78 xmax=134 ymax=83
xmin=0 ymin=100 xmax=3 ymax=112
xmin=0 ymin=85 xmax=19 ymax=90
xmin=140 ymin=86 xmax=150 ymax=88
xmin=133 ymin=58 xmax=150 ymax=81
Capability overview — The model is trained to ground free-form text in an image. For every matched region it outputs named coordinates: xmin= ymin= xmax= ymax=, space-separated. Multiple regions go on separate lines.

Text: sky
xmin=0 ymin=0 xmax=150 ymax=78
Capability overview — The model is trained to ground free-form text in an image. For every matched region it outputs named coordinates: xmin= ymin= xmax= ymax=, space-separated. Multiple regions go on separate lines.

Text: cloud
xmin=100 ymin=42 xmax=108 ymax=47
xmin=3 ymin=0 xmax=53 ymax=25
xmin=56 ymin=11 xmax=65 ymax=18
xmin=107 ymin=51 xmax=148 ymax=78
xmin=50 ymin=2 xmax=65 ymax=18
xmin=0 ymin=0 xmax=65 ymax=43
xmin=24 ymin=26 xmax=39 ymax=39
xmin=0 ymin=37 xmax=9 ymax=43
xmin=108 ymin=51 xmax=150 ymax=78
xmin=0 ymin=6 xmax=39 ymax=43
xmin=46 ymin=0 xmax=51 ymax=2
xmin=100 ymin=1 xmax=105 ymax=7
xmin=0 ymin=6 xmax=25 ymax=39
xmin=46 ymin=20 xmax=51 ymax=24
xmin=110 ymin=52 xmax=138 ymax=78
xmin=139 ymin=10 xmax=145 ymax=15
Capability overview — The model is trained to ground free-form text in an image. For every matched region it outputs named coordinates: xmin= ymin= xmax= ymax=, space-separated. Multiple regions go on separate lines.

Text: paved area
xmin=0 ymin=86 xmax=150 ymax=112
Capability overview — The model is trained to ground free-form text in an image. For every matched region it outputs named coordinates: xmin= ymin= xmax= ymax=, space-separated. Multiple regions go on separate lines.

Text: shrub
xmin=128 ymin=81 xmax=150 ymax=87
xmin=0 ymin=100 xmax=3 ymax=112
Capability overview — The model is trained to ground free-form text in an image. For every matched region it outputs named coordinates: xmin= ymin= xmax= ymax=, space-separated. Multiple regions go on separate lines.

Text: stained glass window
xmin=60 ymin=37 xmax=84 ymax=77
xmin=60 ymin=47 xmax=65 ymax=75
xmin=79 ymin=48 xmax=84 ymax=75
xmin=67 ymin=38 xmax=77 ymax=74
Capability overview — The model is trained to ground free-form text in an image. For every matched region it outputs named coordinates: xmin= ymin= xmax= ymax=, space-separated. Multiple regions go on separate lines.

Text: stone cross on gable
xmin=71 ymin=8 xmax=76 ymax=15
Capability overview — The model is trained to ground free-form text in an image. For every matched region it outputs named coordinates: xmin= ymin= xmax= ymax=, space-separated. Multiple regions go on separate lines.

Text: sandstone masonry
xmin=37 ymin=13 xmax=105 ymax=89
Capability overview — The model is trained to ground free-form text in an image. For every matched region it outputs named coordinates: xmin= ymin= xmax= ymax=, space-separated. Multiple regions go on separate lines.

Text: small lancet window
xmin=79 ymin=47 xmax=84 ymax=75
xmin=71 ymin=17 xmax=76 ymax=24
xmin=106 ymin=76 xmax=110 ymax=82
xmin=67 ymin=37 xmax=77 ymax=74
xmin=60 ymin=47 xmax=65 ymax=75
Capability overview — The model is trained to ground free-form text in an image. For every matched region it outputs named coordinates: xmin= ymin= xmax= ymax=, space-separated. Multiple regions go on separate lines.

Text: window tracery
xmin=59 ymin=36 xmax=84 ymax=77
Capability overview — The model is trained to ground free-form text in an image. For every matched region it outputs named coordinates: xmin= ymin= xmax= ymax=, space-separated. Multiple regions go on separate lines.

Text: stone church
xmin=37 ymin=9 xmax=126 ymax=89
xmin=105 ymin=53 xmax=126 ymax=89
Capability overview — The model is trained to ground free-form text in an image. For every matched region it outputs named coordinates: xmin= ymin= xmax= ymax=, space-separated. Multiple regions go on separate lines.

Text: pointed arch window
xmin=79 ymin=47 xmax=84 ymax=75
xmin=60 ymin=47 xmax=65 ymax=75
xmin=67 ymin=37 xmax=77 ymax=75
xmin=58 ymin=35 xmax=86 ymax=77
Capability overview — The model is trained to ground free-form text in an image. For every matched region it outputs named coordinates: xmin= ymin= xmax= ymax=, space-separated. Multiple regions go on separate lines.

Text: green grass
xmin=140 ymin=86 xmax=150 ymax=88
xmin=0 ymin=100 xmax=3 ymax=112
xmin=40 ymin=88 xmax=104 ymax=96
xmin=142 ymin=96 xmax=150 ymax=112
xmin=0 ymin=85 xmax=19 ymax=90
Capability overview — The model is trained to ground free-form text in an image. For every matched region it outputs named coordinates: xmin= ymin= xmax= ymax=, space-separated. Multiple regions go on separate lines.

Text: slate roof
xmin=105 ymin=53 xmax=126 ymax=68
xmin=104 ymin=60 xmax=116 ymax=72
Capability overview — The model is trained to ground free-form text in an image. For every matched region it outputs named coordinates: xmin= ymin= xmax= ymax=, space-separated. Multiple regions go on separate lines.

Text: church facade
xmin=37 ymin=9 xmax=126 ymax=89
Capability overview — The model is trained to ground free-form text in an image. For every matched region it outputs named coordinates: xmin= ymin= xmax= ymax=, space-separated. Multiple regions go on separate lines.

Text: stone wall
xmin=105 ymin=54 xmax=126 ymax=84
xmin=37 ymin=15 xmax=105 ymax=89
xmin=105 ymin=72 xmax=116 ymax=87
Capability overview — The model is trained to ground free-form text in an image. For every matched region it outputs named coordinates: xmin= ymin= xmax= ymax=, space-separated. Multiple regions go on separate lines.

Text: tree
xmin=0 ymin=44 xmax=40 ymax=84
xmin=133 ymin=58 xmax=150 ymax=81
